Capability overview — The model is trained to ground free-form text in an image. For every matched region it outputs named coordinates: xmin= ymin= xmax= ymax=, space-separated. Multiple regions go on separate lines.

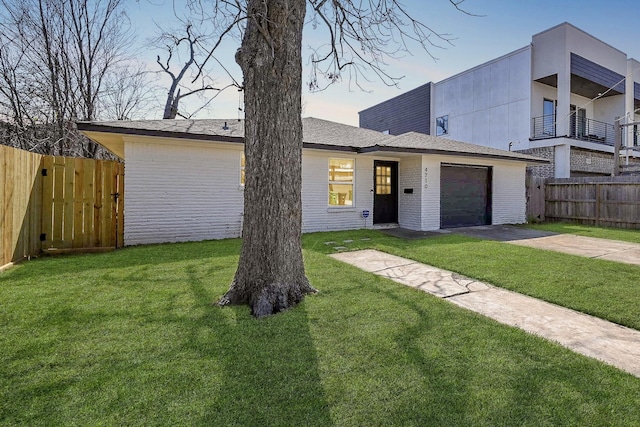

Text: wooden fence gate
xmin=526 ymin=172 xmax=546 ymax=222
xmin=1 ymin=145 xmax=123 ymax=267
xmin=40 ymin=155 xmax=124 ymax=252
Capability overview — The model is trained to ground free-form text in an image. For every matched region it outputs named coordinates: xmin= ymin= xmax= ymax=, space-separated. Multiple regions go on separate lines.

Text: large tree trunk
xmin=220 ymin=0 xmax=316 ymax=317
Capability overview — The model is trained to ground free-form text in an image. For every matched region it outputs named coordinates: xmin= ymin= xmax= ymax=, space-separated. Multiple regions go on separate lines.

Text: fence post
xmin=614 ymin=118 xmax=621 ymax=176
xmin=595 ymin=183 xmax=600 ymax=227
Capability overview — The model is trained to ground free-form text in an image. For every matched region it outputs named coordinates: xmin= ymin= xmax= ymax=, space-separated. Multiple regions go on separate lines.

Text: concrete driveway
xmin=448 ymin=225 xmax=640 ymax=266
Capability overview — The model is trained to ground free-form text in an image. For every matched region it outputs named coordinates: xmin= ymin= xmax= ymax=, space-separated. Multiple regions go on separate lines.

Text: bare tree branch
xmin=304 ymin=0 xmax=475 ymax=91
xmin=152 ymin=17 xmax=242 ymax=119
xmin=0 ymin=0 xmax=145 ymax=157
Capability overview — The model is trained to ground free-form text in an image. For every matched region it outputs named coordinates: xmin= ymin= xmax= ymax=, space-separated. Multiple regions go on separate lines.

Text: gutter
xmin=359 ymin=145 xmax=550 ymax=165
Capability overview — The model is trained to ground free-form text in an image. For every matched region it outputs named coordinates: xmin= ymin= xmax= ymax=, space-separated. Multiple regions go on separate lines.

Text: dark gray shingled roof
xmin=77 ymin=117 xmax=548 ymax=164
xmin=77 ymin=118 xmax=246 ymax=141
xmin=365 ymin=132 xmax=547 ymax=162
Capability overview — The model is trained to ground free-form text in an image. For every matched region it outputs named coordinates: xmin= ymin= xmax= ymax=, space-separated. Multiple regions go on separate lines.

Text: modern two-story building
xmin=359 ymin=22 xmax=640 ymax=177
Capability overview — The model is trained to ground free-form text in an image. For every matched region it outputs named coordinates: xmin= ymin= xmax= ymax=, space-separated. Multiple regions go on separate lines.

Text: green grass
xmin=305 ymin=230 xmax=640 ymax=330
xmin=0 ymin=234 xmax=639 ymax=426
xmin=524 ymin=222 xmax=640 ymax=244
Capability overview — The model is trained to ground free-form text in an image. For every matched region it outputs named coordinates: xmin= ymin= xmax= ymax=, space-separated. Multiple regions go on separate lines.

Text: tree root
xmin=218 ymin=280 xmax=317 ymax=318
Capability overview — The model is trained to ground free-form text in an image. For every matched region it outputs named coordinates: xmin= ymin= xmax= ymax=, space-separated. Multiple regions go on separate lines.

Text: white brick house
xmin=79 ymin=118 xmax=546 ymax=246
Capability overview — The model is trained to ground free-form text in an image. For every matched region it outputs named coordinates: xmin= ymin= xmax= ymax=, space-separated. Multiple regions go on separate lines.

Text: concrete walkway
xmin=508 ymin=234 xmax=640 ymax=265
xmin=330 ymin=249 xmax=640 ymax=378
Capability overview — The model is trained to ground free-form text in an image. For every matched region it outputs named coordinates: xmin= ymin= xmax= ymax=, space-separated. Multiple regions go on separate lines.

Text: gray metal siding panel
xmin=359 ymin=83 xmax=431 ymax=135
xmin=440 ymin=164 xmax=492 ymax=228
xmin=570 ymin=53 xmax=625 ymax=93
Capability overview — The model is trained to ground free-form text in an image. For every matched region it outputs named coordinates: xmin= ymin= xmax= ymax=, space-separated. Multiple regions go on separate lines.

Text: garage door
xmin=440 ymin=164 xmax=492 ymax=228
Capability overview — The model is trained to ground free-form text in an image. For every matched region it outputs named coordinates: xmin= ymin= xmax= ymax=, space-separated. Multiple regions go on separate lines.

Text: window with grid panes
xmin=328 ymin=158 xmax=354 ymax=206
xmin=375 ymin=165 xmax=392 ymax=195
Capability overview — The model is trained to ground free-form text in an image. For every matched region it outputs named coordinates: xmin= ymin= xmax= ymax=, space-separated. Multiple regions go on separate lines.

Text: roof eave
xmin=77 ymin=122 xmax=363 ymax=153
xmin=76 ymin=122 xmax=245 ymax=144
xmin=360 ymin=145 xmax=550 ymax=164
xmin=302 ymin=142 xmax=359 ymax=152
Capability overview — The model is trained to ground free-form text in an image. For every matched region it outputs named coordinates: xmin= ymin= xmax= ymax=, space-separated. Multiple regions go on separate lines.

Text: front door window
xmin=375 ymin=165 xmax=392 ymax=195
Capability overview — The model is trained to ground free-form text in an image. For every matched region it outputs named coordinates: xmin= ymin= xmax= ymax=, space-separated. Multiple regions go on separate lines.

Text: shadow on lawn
xmin=0 ymin=250 xmax=333 ymax=425
xmin=182 ymin=266 xmax=334 ymax=426
xmin=301 ymin=229 xmax=480 ymax=257
xmin=360 ymin=273 xmax=640 ymax=425
xmin=3 ymin=238 xmax=243 ymax=279
xmin=4 ymin=229 xmax=472 ymax=280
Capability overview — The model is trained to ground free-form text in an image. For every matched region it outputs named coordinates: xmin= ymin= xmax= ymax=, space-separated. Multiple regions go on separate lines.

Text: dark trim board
xmin=359 ymin=145 xmax=548 ymax=164
xmin=76 ymin=123 xmax=245 ymax=144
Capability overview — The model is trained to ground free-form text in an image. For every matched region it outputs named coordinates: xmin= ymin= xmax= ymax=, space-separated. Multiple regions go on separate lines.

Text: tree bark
xmin=220 ymin=0 xmax=316 ymax=317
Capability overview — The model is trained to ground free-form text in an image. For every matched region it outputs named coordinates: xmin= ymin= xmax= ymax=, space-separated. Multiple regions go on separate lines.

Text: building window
xmin=436 ymin=115 xmax=448 ymax=136
xmin=240 ymin=153 xmax=245 ymax=185
xmin=543 ymin=98 xmax=556 ymax=136
xmin=328 ymin=158 xmax=354 ymax=206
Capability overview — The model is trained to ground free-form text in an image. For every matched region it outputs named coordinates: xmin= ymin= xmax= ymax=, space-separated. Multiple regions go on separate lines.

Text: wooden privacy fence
xmin=1 ymin=145 xmax=123 ymax=267
xmin=545 ymin=177 xmax=640 ymax=229
xmin=1 ymin=145 xmax=42 ymax=267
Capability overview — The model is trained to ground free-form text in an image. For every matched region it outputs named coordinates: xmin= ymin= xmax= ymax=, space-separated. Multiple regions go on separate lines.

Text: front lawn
xmin=304 ymin=230 xmax=640 ymax=330
xmin=1 ymin=235 xmax=639 ymax=426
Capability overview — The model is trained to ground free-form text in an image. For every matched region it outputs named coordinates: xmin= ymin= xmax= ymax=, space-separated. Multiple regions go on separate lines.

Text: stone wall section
xmin=517 ymin=147 xmax=555 ymax=178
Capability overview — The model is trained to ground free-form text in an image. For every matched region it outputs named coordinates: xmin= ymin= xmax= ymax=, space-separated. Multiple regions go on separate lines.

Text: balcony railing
xmin=532 ymin=115 xmax=615 ymax=146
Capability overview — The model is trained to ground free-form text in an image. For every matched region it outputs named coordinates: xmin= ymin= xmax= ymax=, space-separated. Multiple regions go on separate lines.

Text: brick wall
xmin=518 ymin=145 xmax=640 ymax=178
xmin=570 ymin=147 xmax=615 ymax=176
xmin=397 ymin=157 xmax=422 ymax=230
xmin=517 ymin=147 xmax=555 ymax=178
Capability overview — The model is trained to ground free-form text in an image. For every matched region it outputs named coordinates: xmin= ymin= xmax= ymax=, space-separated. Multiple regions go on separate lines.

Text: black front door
xmin=373 ymin=160 xmax=398 ymax=224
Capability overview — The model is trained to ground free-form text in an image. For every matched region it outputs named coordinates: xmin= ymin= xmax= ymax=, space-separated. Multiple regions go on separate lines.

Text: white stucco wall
xmin=532 ymin=23 xmax=627 ymax=81
xmin=531 ymin=23 xmax=629 ymax=141
xmin=593 ymin=95 xmax=625 ymax=126
xmin=433 ymin=46 xmax=532 ymax=152
xmin=531 ymin=83 xmax=606 ymax=134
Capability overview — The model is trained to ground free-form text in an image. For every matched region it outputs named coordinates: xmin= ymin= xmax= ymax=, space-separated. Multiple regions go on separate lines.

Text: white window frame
xmin=240 ymin=152 xmax=245 ymax=188
xmin=328 ymin=158 xmax=355 ymax=208
xmin=436 ymin=115 xmax=449 ymax=136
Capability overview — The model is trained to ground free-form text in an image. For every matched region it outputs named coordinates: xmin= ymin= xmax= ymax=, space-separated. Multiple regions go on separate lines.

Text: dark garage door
xmin=440 ymin=164 xmax=492 ymax=228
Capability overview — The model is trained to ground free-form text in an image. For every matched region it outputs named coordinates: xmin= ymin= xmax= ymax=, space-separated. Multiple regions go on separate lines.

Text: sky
xmin=128 ymin=0 xmax=640 ymax=126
